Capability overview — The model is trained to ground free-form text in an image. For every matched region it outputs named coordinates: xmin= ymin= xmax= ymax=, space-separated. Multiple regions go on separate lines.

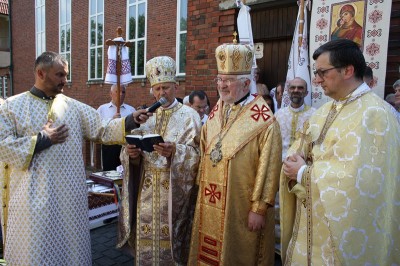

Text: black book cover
xmin=125 ymin=134 xmax=164 ymax=152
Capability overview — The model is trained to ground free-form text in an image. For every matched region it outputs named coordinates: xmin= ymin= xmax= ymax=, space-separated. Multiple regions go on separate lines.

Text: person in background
xmin=270 ymin=81 xmax=284 ymax=112
xmin=189 ymin=90 xmax=209 ymax=125
xmin=394 ymin=79 xmax=400 ymax=111
xmin=385 ymin=93 xmax=396 ymax=108
xmin=263 ymin=94 xmax=275 ymax=113
xmin=0 ymin=51 xmax=149 ymax=265
xmin=189 ymin=38 xmax=282 ymax=266
xmin=254 ymin=67 xmax=269 ymax=96
xmin=363 ymin=66 xmax=374 ymax=88
xmin=183 ymin=95 xmax=190 ymax=106
xmin=117 ymin=56 xmax=201 ymax=265
xmin=281 ymin=39 xmax=400 ymax=265
xmin=97 ymin=84 xmax=136 ymax=171
xmin=273 ymin=77 xmax=315 ymax=254
xmin=275 ymin=77 xmax=315 ymax=161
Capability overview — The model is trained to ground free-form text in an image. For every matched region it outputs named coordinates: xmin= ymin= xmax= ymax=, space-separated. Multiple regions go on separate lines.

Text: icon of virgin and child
xmin=331 ymin=3 xmax=364 ymax=48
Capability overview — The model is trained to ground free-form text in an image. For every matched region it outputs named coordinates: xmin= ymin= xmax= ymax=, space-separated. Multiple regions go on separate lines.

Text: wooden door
xmin=251 ymin=3 xmax=301 ymax=89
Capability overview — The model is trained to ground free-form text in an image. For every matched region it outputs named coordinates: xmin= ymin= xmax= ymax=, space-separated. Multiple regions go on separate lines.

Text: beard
xmin=290 ymin=94 xmax=303 ymax=105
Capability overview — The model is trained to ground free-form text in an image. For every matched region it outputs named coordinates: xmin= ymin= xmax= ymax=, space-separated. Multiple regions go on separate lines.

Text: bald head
xmin=110 ymin=85 xmax=126 ymax=106
xmin=288 ymin=77 xmax=308 ymax=108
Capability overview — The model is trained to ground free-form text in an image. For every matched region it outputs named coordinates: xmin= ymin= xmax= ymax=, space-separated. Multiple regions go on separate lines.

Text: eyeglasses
xmin=313 ymin=67 xmax=341 ymax=78
xmin=214 ymin=77 xmax=239 ymax=86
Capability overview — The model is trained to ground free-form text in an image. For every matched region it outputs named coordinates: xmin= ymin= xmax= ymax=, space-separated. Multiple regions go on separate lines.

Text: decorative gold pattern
xmin=142 ymin=224 xmax=152 ymax=235
xmin=161 ymin=179 xmax=169 ymax=190
xmin=117 ymin=103 xmax=201 ymax=265
xmin=143 ymin=177 xmax=152 ymax=189
xmin=280 ymin=87 xmax=400 ymax=265
xmin=231 ymin=45 xmax=243 ymax=71
xmin=161 ymin=225 xmax=169 ymax=237
xmin=145 ymin=56 xmax=176 ymax=87
xmin=215 ymin=42 xmax=254 ymax=75
xmin=0 ymin=92 xmax=126 ymax=265
xmin=189 ymin=96 xmax=282 ymax=265
xmin=275 ymin=104 xmax=315 ymax=160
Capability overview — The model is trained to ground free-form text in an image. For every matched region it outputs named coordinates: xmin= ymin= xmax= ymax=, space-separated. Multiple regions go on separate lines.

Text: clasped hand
xmin=283 ymin=153 xmax=306 ymax=181
xmin=43 ymin=119 xmax=69 ymax=144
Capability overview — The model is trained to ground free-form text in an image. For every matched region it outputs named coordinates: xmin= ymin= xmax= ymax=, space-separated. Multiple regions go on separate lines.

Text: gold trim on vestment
xmin=197 ymin=96 xmax=277 ymax=264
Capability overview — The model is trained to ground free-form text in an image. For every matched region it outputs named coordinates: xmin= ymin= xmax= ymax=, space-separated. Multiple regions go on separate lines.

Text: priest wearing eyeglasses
xmin=189 ymin=37 xmax=282 ymax=265
xmin=280 ymin=39 xmax=400 ymax=265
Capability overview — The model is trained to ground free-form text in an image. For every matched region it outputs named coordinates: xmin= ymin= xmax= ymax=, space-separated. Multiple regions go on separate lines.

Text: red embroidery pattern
xmin=209 ymin=104 xmax=219 ymax=120
xmin=205 ymin=184 xmax=221 ymax=204
xmin=201 ymin=246 xmax=218 ymax=257
xmin=204 ymin=236 xmax=217 ymax=246
xmin=199 ymin=255 xmax=219 ymax=266
xmin=250 ymin=104 xmax=271 ymax=122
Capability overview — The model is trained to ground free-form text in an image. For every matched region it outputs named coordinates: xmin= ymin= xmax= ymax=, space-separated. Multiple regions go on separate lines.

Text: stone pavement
xmin=90 ymin=219 xmax=283 ymax=266
xmin=91 ymin=219 xmax=134 ymax=266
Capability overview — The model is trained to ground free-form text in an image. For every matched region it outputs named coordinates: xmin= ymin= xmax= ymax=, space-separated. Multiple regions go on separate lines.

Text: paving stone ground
xmin=91 ymin=219 xmax=134 ymax=266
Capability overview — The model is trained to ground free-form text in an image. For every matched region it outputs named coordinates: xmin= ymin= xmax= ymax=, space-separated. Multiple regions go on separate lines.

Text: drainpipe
xmin=8 ymin=0 xmax=13 ymax=97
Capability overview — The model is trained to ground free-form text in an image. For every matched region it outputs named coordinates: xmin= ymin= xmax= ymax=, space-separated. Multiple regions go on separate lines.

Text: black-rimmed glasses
xmin=313 ymin=67 xmax=341 ymax=78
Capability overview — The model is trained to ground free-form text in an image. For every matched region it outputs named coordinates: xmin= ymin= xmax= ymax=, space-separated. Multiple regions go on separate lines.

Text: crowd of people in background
xmin=0 ymin=37 xmax=399 ymax=266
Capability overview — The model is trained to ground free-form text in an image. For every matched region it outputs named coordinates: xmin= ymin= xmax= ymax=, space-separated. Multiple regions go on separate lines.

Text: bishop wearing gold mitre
xmin=189 ymin=35 xmax=282 ymax=265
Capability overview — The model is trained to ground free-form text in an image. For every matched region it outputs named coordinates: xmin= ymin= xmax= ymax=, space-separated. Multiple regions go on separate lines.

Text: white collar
xmin=334 ymin=83 xmax=370 ymax=105
xmin=161 ymin=98 xmax=178 ymax=110
xmin=108 ymin=102 xmax=126 ymax=108
xmin=289 ymin=103 xmax=306 ymax=112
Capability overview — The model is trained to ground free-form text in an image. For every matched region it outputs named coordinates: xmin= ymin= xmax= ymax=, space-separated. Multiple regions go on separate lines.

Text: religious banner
xmin=309 ymin=0 xmax=392 ymax=107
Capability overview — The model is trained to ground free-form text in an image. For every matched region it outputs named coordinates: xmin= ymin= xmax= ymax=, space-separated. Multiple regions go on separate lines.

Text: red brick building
xmin=8 ymin=0 xmax=400 ymax=167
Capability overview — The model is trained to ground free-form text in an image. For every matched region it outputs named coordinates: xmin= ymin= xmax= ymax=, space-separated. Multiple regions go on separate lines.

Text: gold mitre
xmin=145 ymin=56 xmax=176 ymax=87
xmin=215 ymin=32 xmax=254 ymax=75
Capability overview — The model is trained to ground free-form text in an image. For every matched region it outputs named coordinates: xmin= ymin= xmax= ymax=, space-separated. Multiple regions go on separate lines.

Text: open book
xmin=125 ymin=134 xmax=164 ymax=152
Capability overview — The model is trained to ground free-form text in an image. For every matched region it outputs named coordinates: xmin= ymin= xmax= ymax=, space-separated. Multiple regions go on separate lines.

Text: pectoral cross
xmin=295 ymin=120 xmax=312 ymax=161
xmin=105 ymin=27 xmax=133 ymax=114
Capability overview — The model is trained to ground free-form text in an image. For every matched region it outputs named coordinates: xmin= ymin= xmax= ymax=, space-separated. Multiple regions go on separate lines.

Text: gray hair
xmin=34 ymin=51 xmax=68 ymax=72
xmin=393 ymin=79 xmax=400 ymax=89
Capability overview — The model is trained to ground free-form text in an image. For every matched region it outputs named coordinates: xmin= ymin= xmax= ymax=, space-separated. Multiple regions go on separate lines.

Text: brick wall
xmin=10 ymin=1 xmax=35 ymax=94
xmin=186 ymin=0 xmax=236 ymax=108
xmin=10 ymin=1 xmax=189 ymax=168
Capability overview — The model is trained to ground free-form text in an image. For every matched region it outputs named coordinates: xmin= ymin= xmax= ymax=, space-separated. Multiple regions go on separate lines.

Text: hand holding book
xmin=125 ymin=134 xmax=164 ymax=152
xmin=153 ymin=142 xmax=176 ymax=158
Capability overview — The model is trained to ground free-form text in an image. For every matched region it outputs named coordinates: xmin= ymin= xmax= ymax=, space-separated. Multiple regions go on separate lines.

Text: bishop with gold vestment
xmin=189 ymin=39 xmax=282 ymax=266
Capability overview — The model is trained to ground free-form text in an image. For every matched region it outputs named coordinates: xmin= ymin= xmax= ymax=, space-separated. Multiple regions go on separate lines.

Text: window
xmin=127 ymin=0 xmax=147 ymax=77
xmin=176 ymin=0 xmax=187 ymax=75
xmin=35 ymin=0 xmax=46 ymax=57
xmin=89 ymin=0 xmax=104 ymax=80
xmin=59 ymin=0 xmax=71 ymax=81
xmin=0 ymin=76 xmax=8 ymax=98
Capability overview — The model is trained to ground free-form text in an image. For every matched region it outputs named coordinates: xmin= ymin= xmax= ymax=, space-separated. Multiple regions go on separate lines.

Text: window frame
xmin=126 ymin=0 xmax=147 ymax=78
xmin=59 ymin=0 xmax=72 ymax=81
xmin=176 ymin=0 xmax=187 ymax=76
xmin=88 ymin=0 xmax=105 ymax=81
xmin=35 ymin=0 xmax=46 ymax=57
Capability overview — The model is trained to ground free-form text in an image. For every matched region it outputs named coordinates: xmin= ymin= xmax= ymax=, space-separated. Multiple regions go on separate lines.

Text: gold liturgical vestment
xmin=280 ymin=85 xmax=400 ymax=265
xmin=189 ymin=95 xmax=282 ymax=266
xmin=0 ymin=92 xmax=126 ymax=265
xmin=117 ymin=101 xmax=201 ymax=265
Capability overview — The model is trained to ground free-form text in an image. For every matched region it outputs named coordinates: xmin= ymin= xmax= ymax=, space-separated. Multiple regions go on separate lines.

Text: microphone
xmin=146 ymin=97 xmax=168 ymax=112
